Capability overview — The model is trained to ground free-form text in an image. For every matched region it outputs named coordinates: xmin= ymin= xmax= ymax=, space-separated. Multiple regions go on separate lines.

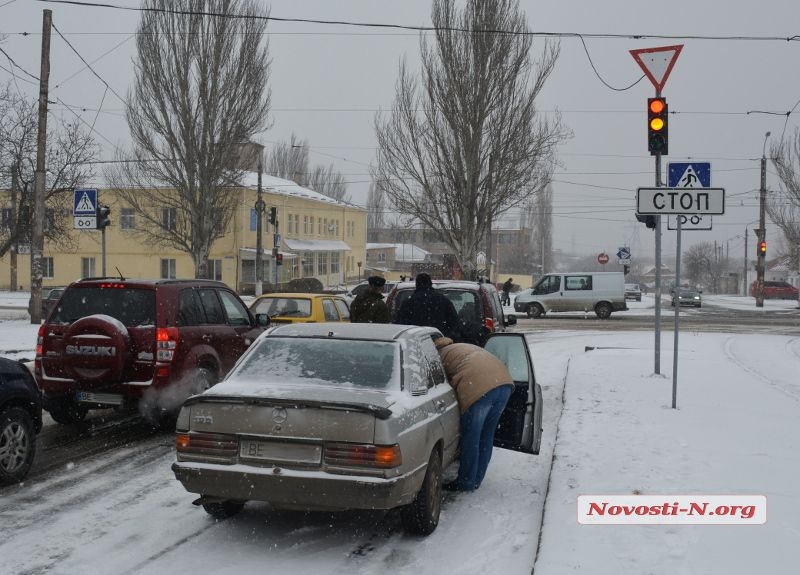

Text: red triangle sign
xmin=629 ymin=44 xmax=683 ymax=93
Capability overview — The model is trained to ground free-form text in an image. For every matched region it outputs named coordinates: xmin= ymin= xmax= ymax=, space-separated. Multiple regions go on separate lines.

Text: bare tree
xmin=683 ymin=241 xmax=726 ymax=292
xmin=366 ymin=181 xmax=386 ymax=233
xmin=105 ymin=0 xmax=272 ymax=278
xmin=0 ymin=84 xmax=98 ymax=260
xmin=769 ymin=131 xmax=800 ymax=267
xmin=373 ymin=0 xmax=569 ymax=275
xmin=267 ymin=134 xmax=350 ymax=202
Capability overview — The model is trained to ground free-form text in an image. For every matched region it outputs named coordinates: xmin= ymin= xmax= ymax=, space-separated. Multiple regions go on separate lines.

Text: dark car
xmin=749 ymin=280 xmax=799 ymax=300
xmin=0 ymin=358 xmax=43 ymax=485
xmin=671 ymin=288 xmax=702 ymax=308
xmin=385 ymin=279 xmax=516 ymax=346
xmin=34 ymin=278 xmax=269 ymax=426
xmin=27 ymin=286 xmax=65 ymax=320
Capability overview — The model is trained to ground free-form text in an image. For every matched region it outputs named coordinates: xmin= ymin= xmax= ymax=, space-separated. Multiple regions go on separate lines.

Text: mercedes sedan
xmin=172 ymin=323 xmax=542 ymax=535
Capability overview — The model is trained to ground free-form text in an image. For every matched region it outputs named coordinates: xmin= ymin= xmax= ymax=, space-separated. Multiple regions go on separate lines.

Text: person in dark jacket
xmin=395 ymin=273 xmax=462 ymax=341
xmin=501 ymin=278 xmax=513 ymax=306
xmin=350 ymin=276 xmax=390 ymax=323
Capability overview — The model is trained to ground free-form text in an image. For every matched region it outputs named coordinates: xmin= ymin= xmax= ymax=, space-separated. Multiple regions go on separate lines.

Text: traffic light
xmin=276 ymin=253 xmax=283 ymax=266
xmin=758 ymin=240 xmax=767 ymax=256
xmin=647 ymin=97 xmax=668 ymax=155
xmin=268 ymin=207 xmax=277 ymax=225
xmin=636 ymin=213 xmax=657 ymax=229
xmin=97 ymin=205 xmax=111 ymax=229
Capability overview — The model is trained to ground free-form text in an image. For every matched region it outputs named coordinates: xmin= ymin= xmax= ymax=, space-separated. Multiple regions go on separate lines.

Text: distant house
xmin=365 ymin=243 xmax=429 ymax=279
xmin=639 ymin=265 xmax=675 ymax=289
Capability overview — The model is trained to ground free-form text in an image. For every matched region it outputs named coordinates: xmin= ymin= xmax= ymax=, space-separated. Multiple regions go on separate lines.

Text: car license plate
xmin=75 ymin=391 xmax=124 ymax=406
xmin=239 ymin=440 xmax=322 ymax=464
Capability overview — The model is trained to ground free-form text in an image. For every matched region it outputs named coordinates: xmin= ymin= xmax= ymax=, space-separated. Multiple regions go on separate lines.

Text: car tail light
xmin=325 ymin=443 xmax=402 ymax=469
xmin=175 ymin=432 xmax=238 ymax=458
xmin=35 ymin=324 xmax=45 ymax=358
xmin=484 ymin=317 xmax=495 ymax=331
xmin=156 ymin=327 xmax=180 ymax=361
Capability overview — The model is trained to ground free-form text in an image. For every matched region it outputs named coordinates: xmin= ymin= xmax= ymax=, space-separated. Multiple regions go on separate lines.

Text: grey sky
xmin=2 ymin=0 xmax=799 ymax=265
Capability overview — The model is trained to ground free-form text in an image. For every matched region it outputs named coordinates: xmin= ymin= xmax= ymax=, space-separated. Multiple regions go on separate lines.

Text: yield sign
xmin=629 ymin=44 xmax=683 ymax=92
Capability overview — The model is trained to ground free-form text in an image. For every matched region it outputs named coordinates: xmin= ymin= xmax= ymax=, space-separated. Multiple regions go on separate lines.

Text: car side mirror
xmin=255 ymin=313 xmax=271 ymax=327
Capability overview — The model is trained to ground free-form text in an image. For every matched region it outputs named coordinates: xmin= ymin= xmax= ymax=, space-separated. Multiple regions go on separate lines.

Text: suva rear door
xmin=484 ymin=332 xmax=543 ymax=455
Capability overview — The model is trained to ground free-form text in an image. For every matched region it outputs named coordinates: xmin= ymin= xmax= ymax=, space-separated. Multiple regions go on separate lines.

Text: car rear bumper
xmin=172 ymin=460 xmax=425 ymax=511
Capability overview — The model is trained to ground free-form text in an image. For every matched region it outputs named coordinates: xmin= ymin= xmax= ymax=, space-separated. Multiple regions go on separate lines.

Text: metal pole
xmin=254 ymin=159 xmax=264 ymax=296
xmin=10 ymin=165 xmax=18 ymax=291
xmin=743 ymin=227 xmax=748 ymax=296
xmin=672 ymin=218 xmax=682 ymax=409
xmin=30 ymin=9 xmax=52 ymax=325
xmin=101 ymin=226 xmax=107 ymax=276
xmin=756 ymin=132 xmax=770 ymax=307
xmin=654 ymin=152 xmax=662 ymax=374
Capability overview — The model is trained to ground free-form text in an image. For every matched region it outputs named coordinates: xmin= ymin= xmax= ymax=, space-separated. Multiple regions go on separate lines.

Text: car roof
xmin=393 ymin=279 xmax=488 ymax=290
xmin=253 ymin=292 xmax=345 ymax=300
xmin=264 ymin=322 xmax=440 ymax=341
xmin=68 ymin=278 xmax=230 ymax=289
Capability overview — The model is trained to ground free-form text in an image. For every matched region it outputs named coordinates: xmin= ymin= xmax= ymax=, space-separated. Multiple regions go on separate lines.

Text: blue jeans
xmin=456 ymin=384 xmax=513 ymax=491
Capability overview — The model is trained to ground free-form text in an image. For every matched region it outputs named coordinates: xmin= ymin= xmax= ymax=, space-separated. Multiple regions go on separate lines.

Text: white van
xmin=513 ymin=272 xmax=627 ymax=319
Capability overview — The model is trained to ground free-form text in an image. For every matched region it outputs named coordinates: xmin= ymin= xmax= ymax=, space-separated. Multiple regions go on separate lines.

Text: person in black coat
xmin=350 ymin=276 xmax=390 ymax=323
xmin=395 ymin=273 xmax=462 ymax=341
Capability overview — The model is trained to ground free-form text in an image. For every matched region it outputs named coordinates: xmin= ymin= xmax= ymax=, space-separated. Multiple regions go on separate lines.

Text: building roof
xmin=366 ymin=243 xmax=429 ymax=263
xmin=241 ymin=172 xmax=364 ymax=209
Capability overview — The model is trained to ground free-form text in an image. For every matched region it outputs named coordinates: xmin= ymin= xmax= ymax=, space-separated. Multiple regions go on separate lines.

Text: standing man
xmin=350 ymin=276 xmax=390 ymax=323
xmin=501 ymin=278 xmax=514 ymax=306
xmin=434 ymin=336 xmax=514 ymax=491
xmin=395 ymin=273 xmax=462 ymax=341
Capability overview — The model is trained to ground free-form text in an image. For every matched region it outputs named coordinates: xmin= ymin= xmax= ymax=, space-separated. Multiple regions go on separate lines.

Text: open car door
xmin=484 ymin=332 xmax=543 ymax=455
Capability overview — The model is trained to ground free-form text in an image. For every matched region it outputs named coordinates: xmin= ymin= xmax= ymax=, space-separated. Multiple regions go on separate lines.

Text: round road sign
xmin=597 ymin=252 xmax=609 ymax=265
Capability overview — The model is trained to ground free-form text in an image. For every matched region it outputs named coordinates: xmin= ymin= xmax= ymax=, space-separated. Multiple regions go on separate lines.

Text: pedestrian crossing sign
xmin=73 ymin=188 xmax=97 ymax=215
xmin=668 ymin=163 xmax=711 ymax=188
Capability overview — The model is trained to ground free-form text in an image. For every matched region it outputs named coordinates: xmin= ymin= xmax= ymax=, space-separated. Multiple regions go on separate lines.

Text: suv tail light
xmin=484 ymin=317 xmax=496 ymax=331
xmin=325 ymin=442 xmax=402 ymax=468
xmin=35 ymin=324 xmax=45 ymax=358
xmin=156 ymin=327 xmax=180 ymax=362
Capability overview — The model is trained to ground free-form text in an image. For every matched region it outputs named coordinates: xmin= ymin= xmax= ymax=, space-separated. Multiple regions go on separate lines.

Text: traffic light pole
xmin=756 ymin=145 xmax=768 ymax=307
xmin=654 ymin=151 xmax=662 ymax=375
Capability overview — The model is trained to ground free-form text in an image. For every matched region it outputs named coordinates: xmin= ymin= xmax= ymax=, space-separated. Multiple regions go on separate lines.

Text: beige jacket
xmin=435 ymin=338 xmax=514 ymax=412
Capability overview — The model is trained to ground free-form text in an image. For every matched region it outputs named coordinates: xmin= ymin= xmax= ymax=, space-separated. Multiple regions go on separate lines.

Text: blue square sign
xmin=668 ymin=163 xmax=711 ymax=188
xmin=73 ymin=188 xmax=97 ymax=215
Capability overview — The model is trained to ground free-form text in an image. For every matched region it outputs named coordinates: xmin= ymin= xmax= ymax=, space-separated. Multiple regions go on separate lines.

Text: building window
xmin=213 ymin=213 xmax=225 ymax=237
xmin=120 ymin=208 xmax=135 ymax=230
xmin=317 ymin=252 xmax=328 ymax=275
xmin=287 ymin=213 xmax=294 ymax=234
xmin=330 ymin=252 xmax=340 ymax=274
xmin=81 ymin=257 xmax=96 ymax=278
xmin=378 ymin=252 xmax=386 ymax=262
xmin=323 ymin=218 xmax=329 ymax=236
xmin=206 ymin=259 xmax=222 ymax=281
xmin=303 ymin=215 xmax=309 ymax=235
xmin=160 ymin=258 xmax=176 ymax=279
xmin=317 ymin=218 xmax=322 ymax=236
xmin=42 ymin=257 xmax=54 ymax=279
xmin=293 ymin=214 xmax=299 ymax=235
xmin=161 ymin=208 xmax=177 ymax=231
xmin=1 ymin=208 xmax=11 ymax=230
xmin=303 ymin=254 xmax=315 ymax=277
xmin=43 ymin=208 xmax=56 ymax=232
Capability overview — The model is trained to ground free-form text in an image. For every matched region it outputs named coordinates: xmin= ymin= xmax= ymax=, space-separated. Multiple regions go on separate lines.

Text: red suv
xmin=749 ymin=280 xmax=799 ymax=300
xmin=386 ymin=279 xmax=516 ymax=346
xmin=34 ymin=278 xmax=268 ymax=425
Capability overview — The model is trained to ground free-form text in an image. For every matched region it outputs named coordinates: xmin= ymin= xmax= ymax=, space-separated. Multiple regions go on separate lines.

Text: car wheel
xmin=401 ymin=449 xmax=442 ymax=535
xmin=0 ymin=407 xmax=37 ymax=485
xmin=595 ymin=302 xmax=612 ymax=319
xmin=202 ymin=499 xmax=245 ymax=519
xmin=191 ymin=367 xmax=217 ymax=396
xmin=47 ymin=397 xmax=88 ymax=425
xmin=526 ymin=303 xmax=544 ymax=319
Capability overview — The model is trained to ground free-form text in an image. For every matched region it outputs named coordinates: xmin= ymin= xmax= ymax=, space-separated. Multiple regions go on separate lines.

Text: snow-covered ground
xmin=1 ymin=292 xmax=798 ymax=574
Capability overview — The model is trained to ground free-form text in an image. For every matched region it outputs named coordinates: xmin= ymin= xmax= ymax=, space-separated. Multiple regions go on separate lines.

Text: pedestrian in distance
xmin=434 ymin=336 xmax=514 ymax=492
xmin=350 ymin=275 xmax=390 ymax=323
xmin=501 ymin=278 xmax=514 ymax=306
xmin=395 ymin=273 xmax=462 ymax=341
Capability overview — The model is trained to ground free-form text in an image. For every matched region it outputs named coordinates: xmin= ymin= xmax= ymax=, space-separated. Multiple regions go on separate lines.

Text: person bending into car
xmin=434 ymin=336 xmax=514 ymax=492
xmin=350 ymin=275 xmax=390 ymax=323
xmin=395 ymin=273 xmax=462 ymax=341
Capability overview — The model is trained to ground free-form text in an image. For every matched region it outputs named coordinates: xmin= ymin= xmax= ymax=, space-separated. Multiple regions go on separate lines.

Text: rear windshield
xmin=234 ymin=337 xmax=399 ymax=390
xmin=392 ymin=288 xmax=481 ymax=323
xmin=250 ymin=297 xmax=312 ymax=318
xmin=49 ymin=286 xmax=156 ymax=327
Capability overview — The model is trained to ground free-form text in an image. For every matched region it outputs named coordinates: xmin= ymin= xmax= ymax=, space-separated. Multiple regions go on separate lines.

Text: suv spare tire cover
xmin=62 ymin=314 xmax=130 ymax=384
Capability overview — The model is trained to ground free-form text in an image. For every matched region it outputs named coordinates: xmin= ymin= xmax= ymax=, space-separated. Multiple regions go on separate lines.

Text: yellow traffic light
xmin=647 ymin=97 xmax=668 ymax=155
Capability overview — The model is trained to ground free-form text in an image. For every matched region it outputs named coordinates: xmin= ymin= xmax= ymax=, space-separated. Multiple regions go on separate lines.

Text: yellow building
xmin=0 ymin=174 xmax=367 ymax=293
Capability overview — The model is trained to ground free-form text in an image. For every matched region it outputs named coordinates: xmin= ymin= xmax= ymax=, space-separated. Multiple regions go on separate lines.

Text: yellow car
xmin=249 ymin=293 xmax=350 ymax=325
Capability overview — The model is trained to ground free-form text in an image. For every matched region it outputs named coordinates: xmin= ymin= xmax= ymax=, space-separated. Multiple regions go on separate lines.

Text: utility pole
xmin=10 ymin=164 xmax=18 ymax=291
xmin=743 ymin=227 xmax=748 ymax=296
xmin=255 ymin=156 xmax=265 ymax=296
xmin=30 ymin=9 xmax=52 ymax=325
xmin=756 ymin=131 xmax=770 ymax=308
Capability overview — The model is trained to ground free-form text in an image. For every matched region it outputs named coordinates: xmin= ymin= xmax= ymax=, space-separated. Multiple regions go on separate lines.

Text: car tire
xmin=202 ymin=499 xmax=245 ymax=519
xmin=191 ymin=366 xmax=217 ymax=396
xmin=526 ymin=303 xmax=544 ymax=319
xmin=401 ymin=449 xmax=442 ymax=535
xmin=0 ymin=407 xmax=37 ymax=485
xmin=595 ymin=302 xmax=612 ymax=319
xmin=47 ymin=397 xmax=88 ymax=425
